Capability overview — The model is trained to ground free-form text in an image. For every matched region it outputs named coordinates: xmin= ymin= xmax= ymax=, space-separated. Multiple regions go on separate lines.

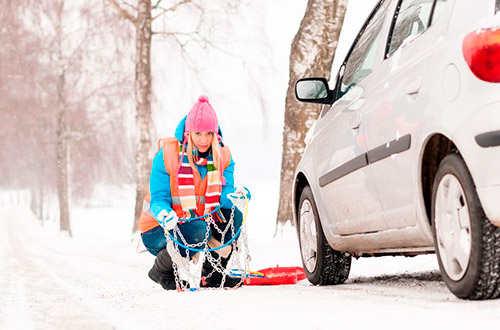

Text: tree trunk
xmin=54 ymin=1 xmax=72 ymax=237
xmin=57 ymin=110 xmax=71 ymax=237
xmin=56 ymin=78 xmax=71 ymax=236
xmin=30 ymin=168 xmax=45 ymax=221
xmin=277 ymin=0 xmax=348 ymax=225
xmin=131 ymin=0 xmax=153 ymax=233
xmin=39 ymin=183 xmax=44 ymax=222
xmin=30 ymin=188 xmax=37 ymax=216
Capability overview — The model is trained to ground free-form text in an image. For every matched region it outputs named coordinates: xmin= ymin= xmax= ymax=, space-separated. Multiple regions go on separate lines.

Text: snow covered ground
xmin=3 ymin=1 xmax=500 ymax=329
xmin=2 ymin=183 xmax=500 ymax=330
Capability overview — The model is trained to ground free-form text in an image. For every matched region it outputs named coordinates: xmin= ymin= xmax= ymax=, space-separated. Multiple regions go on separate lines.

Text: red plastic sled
xmin=244 ymin=266 xmax=306 ymax=285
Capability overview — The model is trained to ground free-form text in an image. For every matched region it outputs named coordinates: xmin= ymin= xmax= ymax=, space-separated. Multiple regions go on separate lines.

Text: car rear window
xmin=387 ymin=0 xmax=435 ymax=57
xmin=430 ymin=0 xmax=449 ymax=25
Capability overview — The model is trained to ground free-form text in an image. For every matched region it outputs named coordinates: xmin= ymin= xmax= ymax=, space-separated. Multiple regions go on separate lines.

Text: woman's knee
xmin=141 ymin=226 xmax=167 ymax=256
xmin=178 ymin=220 xmax=210 ymax=244
xmin=221 ymin=208 xmax=243 ymax=228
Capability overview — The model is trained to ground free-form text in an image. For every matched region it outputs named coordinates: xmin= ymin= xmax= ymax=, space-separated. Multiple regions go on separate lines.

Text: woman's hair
xmin=186 ymin=132 xmax=222 ymax=170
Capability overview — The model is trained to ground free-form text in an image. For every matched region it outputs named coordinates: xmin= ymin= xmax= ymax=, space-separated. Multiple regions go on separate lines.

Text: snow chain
xmin=164 ymin=201 xmax=250 ymax=291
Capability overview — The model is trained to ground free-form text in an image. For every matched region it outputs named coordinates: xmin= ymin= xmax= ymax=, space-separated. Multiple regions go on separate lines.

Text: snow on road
xmin=2 ymin=205 xmax=500 ymax=330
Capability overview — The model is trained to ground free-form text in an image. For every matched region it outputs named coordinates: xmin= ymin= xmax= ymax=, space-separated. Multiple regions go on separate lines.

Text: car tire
xmin=298 ymin=186 xmax=351 ymax=285
xmin=432 ymin=153 xmax=500 ymax=299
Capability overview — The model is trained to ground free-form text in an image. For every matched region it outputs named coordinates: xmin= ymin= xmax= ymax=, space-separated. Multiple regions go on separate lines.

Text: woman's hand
xmin=228 ymin=186 xmax=250 ymax=212
xmin=157 ymin=210 xmax=178 ymax=230
xmin=234 ymin=187 xmax=251 ymax=200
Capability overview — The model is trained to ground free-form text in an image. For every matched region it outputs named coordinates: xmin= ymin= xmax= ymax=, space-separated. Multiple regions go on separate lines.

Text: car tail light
xmin=462 ymin=28 xmax=500 ymax=83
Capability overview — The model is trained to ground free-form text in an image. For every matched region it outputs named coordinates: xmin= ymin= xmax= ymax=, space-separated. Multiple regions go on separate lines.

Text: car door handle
xmin=405 ymin=76 xmax=422 ymax=95
xmin=350 ymin=112 xmax=362 ymax=130
xmin=347 ymin=98 xmax=365 ymax=111
xmin=344 ymin=86 xmax=365 ymax=111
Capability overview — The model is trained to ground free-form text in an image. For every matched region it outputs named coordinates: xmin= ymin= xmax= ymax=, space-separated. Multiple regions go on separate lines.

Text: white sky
xmin=148 ymin=0 xmax=378 ymax=184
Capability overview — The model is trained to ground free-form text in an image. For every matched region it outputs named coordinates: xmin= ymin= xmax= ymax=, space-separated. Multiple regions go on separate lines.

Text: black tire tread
xmin=317 ymin=232 xmax=351 ymax=285
xmin=433 ymin=153 xmax=500 ymax=300
xmin=470 ymin=211 xmax=500 ymax=299
xmin=299 ymin=186 xmax=351 ymax=285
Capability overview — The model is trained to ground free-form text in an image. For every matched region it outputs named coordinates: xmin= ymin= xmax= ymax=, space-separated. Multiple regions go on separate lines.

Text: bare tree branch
xmin=152 ymin=0 xmax=192 ymax=21
xmin=107 ymin=0 xmax=137 ymax=23
xmin=152 ymin=0 xmax=164 ymax=9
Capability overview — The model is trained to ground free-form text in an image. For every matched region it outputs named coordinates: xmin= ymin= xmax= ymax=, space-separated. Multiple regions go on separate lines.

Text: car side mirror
xmin=295 ymin=78 xmax=334 ymax=104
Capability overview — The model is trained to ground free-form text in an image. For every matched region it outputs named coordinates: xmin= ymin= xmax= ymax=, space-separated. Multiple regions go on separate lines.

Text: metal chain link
xmin=163 ymin=201 xmax=250 ymax=290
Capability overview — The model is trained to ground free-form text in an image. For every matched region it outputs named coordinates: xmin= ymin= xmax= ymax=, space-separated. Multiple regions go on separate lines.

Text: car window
xmin=430 ymin=0 xmax=449 ymax=25
xmin=339 ymin=0 xmax=392 ymax=97
xmin=497 ymin=0 xmax=500 ymax=13
xmin=387 ymin=0 xmax=435 ymax=57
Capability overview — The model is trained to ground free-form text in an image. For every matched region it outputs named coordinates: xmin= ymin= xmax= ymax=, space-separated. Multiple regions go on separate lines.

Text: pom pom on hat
xmin=185 ymin=95 xmax=219 ymax=133
xmin=198 ymin=95 xmax=209 ymax=103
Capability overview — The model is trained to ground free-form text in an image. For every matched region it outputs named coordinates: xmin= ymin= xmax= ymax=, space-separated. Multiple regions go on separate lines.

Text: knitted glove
xmin=235 ymin=187 xmax=251 ymax=200
xmin=157 ymin=210 xmax=178 ymax=230
xmin=228 ymin=186 xmax=250 ymax=212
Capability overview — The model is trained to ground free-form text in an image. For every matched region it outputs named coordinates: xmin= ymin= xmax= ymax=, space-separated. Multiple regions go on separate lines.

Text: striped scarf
xmin=177 ymin=147 xmax=222 ymax=219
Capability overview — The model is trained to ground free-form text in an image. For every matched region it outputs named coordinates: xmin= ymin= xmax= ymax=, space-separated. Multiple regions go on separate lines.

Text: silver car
xmin=293 ymin=0 xmax=500 ymax=299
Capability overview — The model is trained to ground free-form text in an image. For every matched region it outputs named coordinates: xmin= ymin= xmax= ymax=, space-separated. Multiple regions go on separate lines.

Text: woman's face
xmin=191 ymin=131 xmax=214 ymax=153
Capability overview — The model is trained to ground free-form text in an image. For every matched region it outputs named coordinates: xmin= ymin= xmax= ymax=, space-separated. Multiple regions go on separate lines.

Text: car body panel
xmin=364 ymin=0 xmax=454 ymax=232
xmin=312 ymin=95 xmax=385 ymax=235
xmin=293 ymin=0 xmax=500 ymax=256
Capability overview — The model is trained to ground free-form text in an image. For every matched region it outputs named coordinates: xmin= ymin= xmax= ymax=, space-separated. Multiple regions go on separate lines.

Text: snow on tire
xmin=432 ymin=153 xmax=500 ymax=300
xmin=298 ymin=186 xmax=351 ymax=285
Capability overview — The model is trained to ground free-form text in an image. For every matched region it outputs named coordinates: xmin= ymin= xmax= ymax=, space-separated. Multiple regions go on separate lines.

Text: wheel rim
xmin=300 ymin=199 xmax=318 ymax=273
xmin=435 ymin=173 xmax=472 ymax=281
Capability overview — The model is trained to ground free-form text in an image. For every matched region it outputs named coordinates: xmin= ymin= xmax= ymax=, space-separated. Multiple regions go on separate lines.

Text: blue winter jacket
xmin=149 ymin=116 xmax=236 ymax=219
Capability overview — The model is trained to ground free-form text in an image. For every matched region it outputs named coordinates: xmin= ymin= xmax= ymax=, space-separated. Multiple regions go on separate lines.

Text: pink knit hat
xmin=177 ymin=95 xmax=225 ymax=185
xmin=185 ymin=95 xmax=218 ymax=133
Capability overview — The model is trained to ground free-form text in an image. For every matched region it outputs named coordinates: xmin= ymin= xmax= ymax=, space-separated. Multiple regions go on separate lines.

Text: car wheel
xmin=298 ymin=186 xmax=351 ymax=285
xmin=432 ymin=153 xmax=500 ymax=299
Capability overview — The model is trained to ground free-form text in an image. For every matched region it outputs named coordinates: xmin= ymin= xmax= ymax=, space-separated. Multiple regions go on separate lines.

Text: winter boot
xmin=201 ymin=250 xmax=242 ymax=288
xmin=148 ymin=248 xmax=178 ymax=290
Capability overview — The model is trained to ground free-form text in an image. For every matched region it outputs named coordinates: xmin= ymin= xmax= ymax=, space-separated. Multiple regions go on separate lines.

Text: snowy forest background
xmin=0 ymin=0 xmax=374 ymax=234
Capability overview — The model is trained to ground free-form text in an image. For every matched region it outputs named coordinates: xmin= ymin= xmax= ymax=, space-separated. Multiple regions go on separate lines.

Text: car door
xmin=313 ymin=0 xmax=394 ymax=235
xmin=363 ymin=0 xmax=452 ymax=229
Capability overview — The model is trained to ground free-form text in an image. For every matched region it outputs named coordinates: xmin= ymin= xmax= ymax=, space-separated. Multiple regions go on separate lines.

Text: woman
xmin=138 ymin=95 xmax=250 ymax=290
